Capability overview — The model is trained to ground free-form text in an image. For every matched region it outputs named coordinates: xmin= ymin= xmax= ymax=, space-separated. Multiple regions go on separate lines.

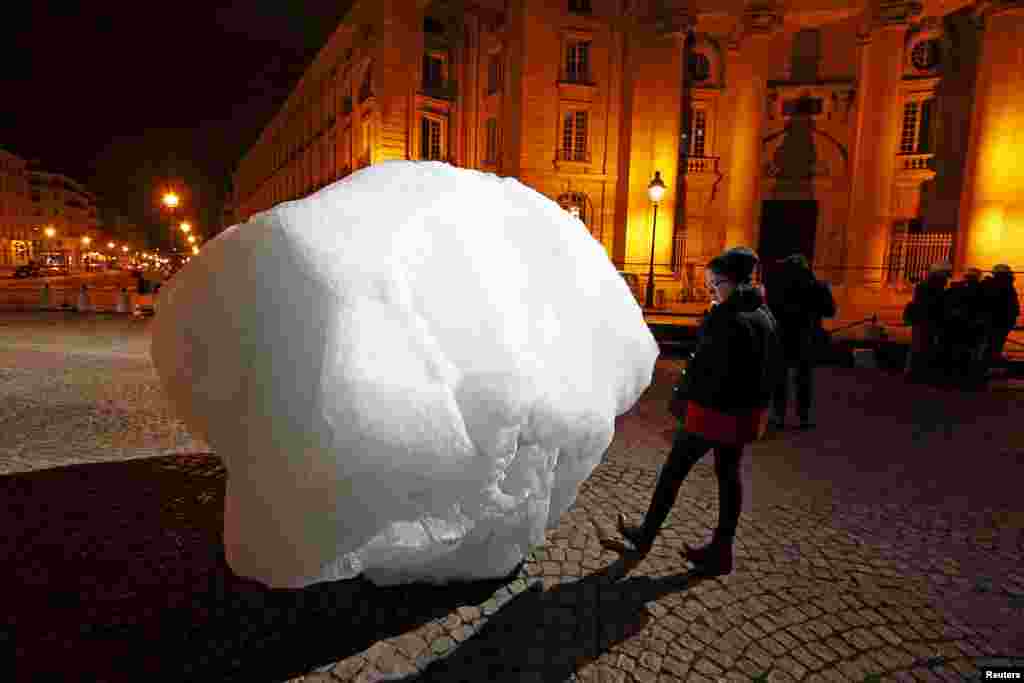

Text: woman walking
xmin=617 ymin=247 xmax=782 ymax=576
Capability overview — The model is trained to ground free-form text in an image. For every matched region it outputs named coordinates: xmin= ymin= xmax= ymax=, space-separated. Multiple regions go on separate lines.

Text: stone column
xmin=957 ymin=0 xmax=1024 ymax=272
xmin=720 ymin=4 xmax=783 ymax=253
xmin=621 ymin=4 xmax=691 ymax=281
xmin=844 ymin=1 xmax=917 ymax=287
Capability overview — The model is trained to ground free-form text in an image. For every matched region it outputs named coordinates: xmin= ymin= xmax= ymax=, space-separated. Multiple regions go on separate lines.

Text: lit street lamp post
xmin=43 ymin=226 xmax=56 ymax=267
xmin=644 ymin=171 xmax=667 ymax=309
xmin=81 ymin=236 xmax=91 ymax=272
xmin=163 ymin=192 xmax=180 ymax=252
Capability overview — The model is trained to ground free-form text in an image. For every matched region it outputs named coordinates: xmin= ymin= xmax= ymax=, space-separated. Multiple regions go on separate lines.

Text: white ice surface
xmin=151 ymin=161 xmax=658 ymax=587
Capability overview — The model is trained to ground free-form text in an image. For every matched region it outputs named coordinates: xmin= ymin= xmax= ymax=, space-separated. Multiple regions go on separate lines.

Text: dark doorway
xmin=757 ymin=200 xmax=818 ymax=282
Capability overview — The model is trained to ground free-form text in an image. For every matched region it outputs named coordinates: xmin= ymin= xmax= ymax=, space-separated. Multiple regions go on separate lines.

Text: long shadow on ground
xmin=407 ymin=553 xmax=710 ymax=682
xmin=1 ymin=454 xmax=523 ymax=682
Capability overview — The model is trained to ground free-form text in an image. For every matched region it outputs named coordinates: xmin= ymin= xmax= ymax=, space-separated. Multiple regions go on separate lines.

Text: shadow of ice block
xmin=150 ymin=161 xmax=659 ymax=588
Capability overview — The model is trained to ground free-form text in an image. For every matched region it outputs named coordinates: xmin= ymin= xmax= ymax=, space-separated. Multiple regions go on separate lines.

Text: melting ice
xmin=151 ymin=161 xmax=658 ymax=587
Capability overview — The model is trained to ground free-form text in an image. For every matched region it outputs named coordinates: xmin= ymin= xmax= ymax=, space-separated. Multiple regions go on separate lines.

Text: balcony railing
xmin=685 ymin=156 xmax=720 ymax=174
xmin=898 ymin=153 xmax=934 ymax=171
xmin=555 ymin=149 xmax=591 ymax=163
xmin=886 ymin=231 xmax=953 ymax=285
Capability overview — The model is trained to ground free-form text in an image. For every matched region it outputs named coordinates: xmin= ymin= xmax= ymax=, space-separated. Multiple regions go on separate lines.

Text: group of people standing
xmin=616 ymin=246 xmax=1019 ymax=578
xmin=903 ymin=262 xmax=1019 ymax=389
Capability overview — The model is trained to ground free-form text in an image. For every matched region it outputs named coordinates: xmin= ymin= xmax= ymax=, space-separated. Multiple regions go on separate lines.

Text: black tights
xmin=639 ymin=431 xmax=744 ymax=547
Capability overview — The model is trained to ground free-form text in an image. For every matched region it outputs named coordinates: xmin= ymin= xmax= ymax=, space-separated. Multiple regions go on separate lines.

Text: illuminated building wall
xmin=0 ymin=148 xmax=34 ymax=266
xmin=233 ymin=0 xmax=1023 ymax=304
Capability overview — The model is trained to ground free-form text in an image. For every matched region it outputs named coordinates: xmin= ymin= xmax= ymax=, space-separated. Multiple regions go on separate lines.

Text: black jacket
xmin=944 ymin=280 xmax=989 ymax=342
xmin=982 ymin=275 xmax=1021 ymax=330
xmin=905 ymin=278 xmax=948 ymax=327
xmin=766 ymin=269 xmax=836 ymax=361
xmin=683 ymin=284 xmax=783 ymax=445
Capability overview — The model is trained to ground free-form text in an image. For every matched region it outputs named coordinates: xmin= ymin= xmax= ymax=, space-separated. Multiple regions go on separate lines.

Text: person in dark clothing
xmin=983 ymin=264 xmax=1020 ymax=364
xmin=617 ymin=247 xmax=782 ymax=576
xmin=904 ymin=262 xmax=951 ymax=384
xmin=766 ymin=253 xmax=836 ymax=429
xmin=943 ymin=267 xmax=990 ymax=389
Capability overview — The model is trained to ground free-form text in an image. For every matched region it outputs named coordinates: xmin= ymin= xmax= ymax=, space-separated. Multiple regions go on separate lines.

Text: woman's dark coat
xmin=682 ymin=284 xmax=783 ymax=446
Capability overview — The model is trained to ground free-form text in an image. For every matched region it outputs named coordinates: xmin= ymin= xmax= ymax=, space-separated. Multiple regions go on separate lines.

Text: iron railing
xmin=886 ymin=232 xmax=953 ymax=285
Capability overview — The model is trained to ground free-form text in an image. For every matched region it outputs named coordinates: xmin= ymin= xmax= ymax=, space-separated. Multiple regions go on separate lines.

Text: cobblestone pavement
xmin=2 ymin=312 xmax=1022 ymax=682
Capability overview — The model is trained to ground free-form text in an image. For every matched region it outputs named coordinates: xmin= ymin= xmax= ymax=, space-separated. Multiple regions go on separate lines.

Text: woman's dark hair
xmin=707 ymin=246 xmax=759 ymax=284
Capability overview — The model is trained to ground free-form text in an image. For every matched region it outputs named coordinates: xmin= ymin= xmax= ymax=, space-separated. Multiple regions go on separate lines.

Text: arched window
xmin=558 ymin=191 xmax=598 ymax=239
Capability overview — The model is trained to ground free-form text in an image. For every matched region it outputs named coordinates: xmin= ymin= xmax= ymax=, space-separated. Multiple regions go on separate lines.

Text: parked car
xmin=13 ymin=262 xmax=41 ymax=278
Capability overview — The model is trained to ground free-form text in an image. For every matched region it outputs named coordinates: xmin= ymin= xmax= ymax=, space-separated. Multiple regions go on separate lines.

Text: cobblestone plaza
xmin=1 ymin=312 xmax=1022 ymax=682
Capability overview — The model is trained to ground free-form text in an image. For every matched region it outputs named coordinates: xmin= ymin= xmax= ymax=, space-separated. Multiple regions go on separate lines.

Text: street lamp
xmin=162 ymin=192 xmax=180 ymax=209
xmin=180 ymin=222 xmax=191 ymax=234
xmin=81 ymin=236 xmax=92 ymax=272
xmin=108 ymin=241 xmax=115 ymax=249
xmin=187 ymin=234 xmax=196 ymax=244
xmin=42 ymin=226 xmax=56 ymax=267
xmin=644 ymin=171 xmax=667 ymax=309
xmin=192 ymin=245 xmax=199 ymax=255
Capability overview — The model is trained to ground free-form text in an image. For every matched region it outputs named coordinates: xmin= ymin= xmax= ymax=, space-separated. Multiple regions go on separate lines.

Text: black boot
xmin=683 ymin=539 xmax=734 ymax=576
xmin=617 ymin=513 xmax=654 ymax=554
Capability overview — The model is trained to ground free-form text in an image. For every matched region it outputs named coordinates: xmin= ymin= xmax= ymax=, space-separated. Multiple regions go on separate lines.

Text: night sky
xmin=2 ymin=2 xmax=353 ymax=247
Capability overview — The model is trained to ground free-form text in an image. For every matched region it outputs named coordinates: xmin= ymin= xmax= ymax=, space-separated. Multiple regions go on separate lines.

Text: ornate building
xmin=233 ymin=0 xmax=1024 ymax=307
xmin=27 ymin=165 xmax=108 ymax=270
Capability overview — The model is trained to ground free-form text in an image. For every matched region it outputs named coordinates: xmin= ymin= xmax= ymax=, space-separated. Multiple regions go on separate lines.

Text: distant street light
xmin=180 ymin=222 xmax=191 ymax=234
xmin=108 ymin=241 xmax=115 ymax=249
xmin=42 ymin=226 xmax=56 ymax=266
xmin=644 ymin=171 xmax=667 ymax=309
xmin=162 ymin=192 xmax=180 ymax=209
xmin=192 ymin=245 xmax=199 ymax=255
xmin=122 ymin=245 xmax=129 ymax=253
xmin=187 ymin=235 xmax=196 ymax=244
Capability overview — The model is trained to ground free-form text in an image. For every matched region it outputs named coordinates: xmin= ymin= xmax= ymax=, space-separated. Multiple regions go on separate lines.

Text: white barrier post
xmin=39 ymin=283 xmax=51 ymax=310
xmin=116 ymin=287 xmax=131 ymax=313
xmin=77 ymin=284 xmax=91 ymax=313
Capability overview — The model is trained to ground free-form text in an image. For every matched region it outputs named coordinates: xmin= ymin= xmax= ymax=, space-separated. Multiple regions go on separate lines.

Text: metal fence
xmin=886 ymin=232 xmax=954 ymax=285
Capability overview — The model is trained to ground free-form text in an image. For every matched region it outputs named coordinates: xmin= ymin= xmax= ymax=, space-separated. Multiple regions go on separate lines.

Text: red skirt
xmin=684 ymin=401 xmax=769 ymax=446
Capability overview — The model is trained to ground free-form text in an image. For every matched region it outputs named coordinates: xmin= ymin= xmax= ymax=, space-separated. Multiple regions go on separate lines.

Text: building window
xmin=487 ymin=53 xmax=503 ymax=95
xmin=689 ymin=108 xmax=707 ymax=157
xmin=561 ymin=110 xmax=589 ymax=162
xmin=359 ymin=63 xmax=373 ymax=102
xmin=420 ymin=115 xmax=446 ymax=161
xmin=900 ymin=99 xmax=935 ymax=154
xmin=688 ymin=52 xmax=711 ymax=83
xmin=782 ymin=97 xmax=823 ymax=117
xmin=569 ymin=0 xmax=592 ymax=13
xmin=565 ymin=41 xmax=591 ymax=83
xmin=484 ymin=118 xmax=499 ymax=163
xmin=423 ymin=51 xmax=446 ymax=90
xmin=911 ymin=39 xmax=941 ymax=72
xmin=424 ymin=16 xmax=445 ymax=35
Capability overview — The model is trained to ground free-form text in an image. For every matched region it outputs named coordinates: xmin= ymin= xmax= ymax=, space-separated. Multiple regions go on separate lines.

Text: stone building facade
xmin=233 ymin=0 xmax=1024 ymax=307
xmin=0 ymin=149 xmax=34 ymax=267
xmin=1 ymin=146 xmax=114 ymax=271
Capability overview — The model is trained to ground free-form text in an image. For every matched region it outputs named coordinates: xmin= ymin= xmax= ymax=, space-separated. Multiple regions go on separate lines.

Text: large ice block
xmin=151 ymin=161 xmax=658 ymax=587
